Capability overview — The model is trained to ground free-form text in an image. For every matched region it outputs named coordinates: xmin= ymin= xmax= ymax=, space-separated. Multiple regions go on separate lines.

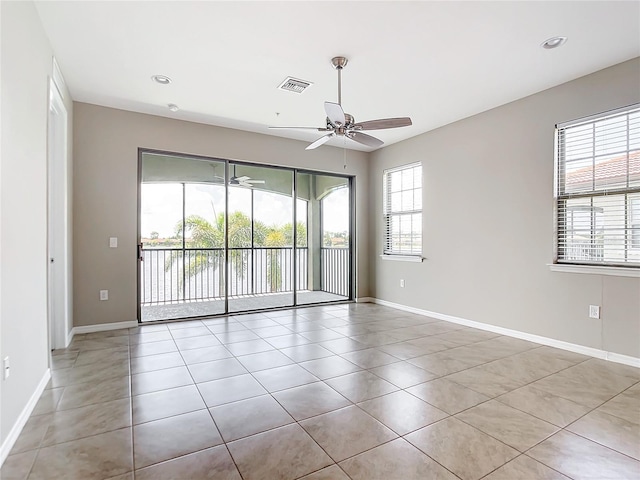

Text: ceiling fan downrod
xmin=331 ymin=56 xmax=348 ymax=106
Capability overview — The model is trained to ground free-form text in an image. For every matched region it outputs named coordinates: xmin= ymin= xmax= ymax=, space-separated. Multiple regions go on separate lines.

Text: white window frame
xmin=382 ymin=162 xmax=423 ymax=261
xmin=554 ymin=103 xmax=640 ymax=271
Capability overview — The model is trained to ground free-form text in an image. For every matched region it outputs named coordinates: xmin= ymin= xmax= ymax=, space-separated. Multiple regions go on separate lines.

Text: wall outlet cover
xmin=100 ymin=290 xmax=109 ymax=301
xmin=589 ymin=305 xmax=600 ymax=319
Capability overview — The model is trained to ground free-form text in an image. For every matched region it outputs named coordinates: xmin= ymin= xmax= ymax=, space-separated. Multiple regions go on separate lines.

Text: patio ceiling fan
xmin=270 ymin=56 xmax=412 ymax=150
xmin=229 ymin=165 xmax=265 ymax=188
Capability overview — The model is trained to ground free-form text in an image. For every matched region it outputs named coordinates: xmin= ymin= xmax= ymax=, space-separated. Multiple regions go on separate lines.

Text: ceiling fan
xmin=270 ymin=56 xmax=412 ymax=150
xmin=229 ymin=165 xmax=265 ymax=188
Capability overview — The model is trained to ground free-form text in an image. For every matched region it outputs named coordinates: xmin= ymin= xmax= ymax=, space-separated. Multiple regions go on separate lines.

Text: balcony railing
xmin=321 ymin=247 xmax=350 ymax=297
xmin=141 ymin=247 xmax=309 ymax=305
xmin=141 ymin=246 xmax=350 ymax=305
xmin=563 ymin=240 xmax=604 ymax=262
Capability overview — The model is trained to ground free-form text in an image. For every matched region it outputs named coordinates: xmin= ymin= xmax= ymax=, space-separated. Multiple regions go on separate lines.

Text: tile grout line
xmin=142 ymin=310 xmax=354 ymax=478
xmin=235 ymin=325 xmax=353 ymax=479
xmin=232 ymin=309 xmax=420 ymax=478
xmin=167 ymin=320 xmax=247 ymax=480
xmin=127 ymin=337 xmax=136 ymax=480
xmin=238 ymin=318 xmax=467 ymax=480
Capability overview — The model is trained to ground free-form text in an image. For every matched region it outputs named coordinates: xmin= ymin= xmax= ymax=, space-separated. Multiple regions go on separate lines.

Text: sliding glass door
xmin=296 ymin=172 xmax=351 ymax=305
xmin=138 ymin=151 xmax=353 ymax=322
xmin=227 ymin=163 xmax=295 ymax=312
xmin=139 ymin=154 xmax=226 ymax=321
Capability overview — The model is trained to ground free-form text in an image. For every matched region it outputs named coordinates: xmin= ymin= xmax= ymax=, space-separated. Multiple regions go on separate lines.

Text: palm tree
xmin=264 ymin=229 xmax=286 ymax=292
xmin=165 ymin=212 xmax=306 ymax=297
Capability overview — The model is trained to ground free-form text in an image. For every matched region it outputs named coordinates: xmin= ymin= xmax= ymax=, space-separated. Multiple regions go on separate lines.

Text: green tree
xmin=281 ymin=222 xmax=308 ymax=247
xmin=266 ymin=222 xmax=306 ymax=291
xmin=166 ymin=215 xmax=223 ymax=285
xmin=166 ymin=212 xmax=305 ymax=296
xmin=265 ymin=230 xmax=286 ymax=291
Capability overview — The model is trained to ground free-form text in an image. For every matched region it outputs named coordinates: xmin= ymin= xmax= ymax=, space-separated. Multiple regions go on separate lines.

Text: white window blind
xmin=555 ymin=104 xmax=640 ymax=267
xmin=383 ymin=163 xmax=422 ymax=255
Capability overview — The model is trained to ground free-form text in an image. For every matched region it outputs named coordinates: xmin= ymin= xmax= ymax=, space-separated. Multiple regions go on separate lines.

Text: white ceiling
xmin=35 ymin=1 xmax=640 ymax=152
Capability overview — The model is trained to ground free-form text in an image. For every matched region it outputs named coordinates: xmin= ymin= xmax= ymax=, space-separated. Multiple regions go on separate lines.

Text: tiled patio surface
xmin=141 ymin=291 xmax=347 ymax=321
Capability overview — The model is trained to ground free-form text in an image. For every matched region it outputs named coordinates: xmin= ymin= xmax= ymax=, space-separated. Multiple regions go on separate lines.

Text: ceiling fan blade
xmin=246 ymin=180 xmax=265 ymax=184
xmin=235 ymin=176 xmax=251 ymax=182
xmin=349 ymin=132 xmax=384 ymax=148
xmin=325 ymin=102 xmax=346 ymax=126
xmin=269 ymin=126 xmax=330 ymax=131
xmin=306 ymin=133 xmax=335 ymax=150
xmin=238 ymin=181 xmax=253 ymax=188
xmin=353 ymin=117 xmax=412 ymax=130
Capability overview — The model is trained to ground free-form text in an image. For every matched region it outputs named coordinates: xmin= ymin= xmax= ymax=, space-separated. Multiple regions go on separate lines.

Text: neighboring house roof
xmin=566 ymin=151 xmax=640 ymax=188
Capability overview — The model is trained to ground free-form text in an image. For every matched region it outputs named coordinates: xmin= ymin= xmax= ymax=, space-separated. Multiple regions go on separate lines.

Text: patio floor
xmin=141 ymin=291 xmax=348 ymax=322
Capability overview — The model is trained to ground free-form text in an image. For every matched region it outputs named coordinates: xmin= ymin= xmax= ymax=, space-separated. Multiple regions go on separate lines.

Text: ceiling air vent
xmin=278 ymin=77 xmax=313 ymax=94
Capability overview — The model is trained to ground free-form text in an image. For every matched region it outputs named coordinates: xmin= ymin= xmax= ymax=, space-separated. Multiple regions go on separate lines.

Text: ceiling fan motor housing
xmin=326 ymin=113 xmax=355 ymax=133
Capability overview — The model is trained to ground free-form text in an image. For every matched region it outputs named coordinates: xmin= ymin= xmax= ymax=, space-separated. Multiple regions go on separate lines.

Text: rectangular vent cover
xmin=278 ymin=77 xmax=313 ymax=94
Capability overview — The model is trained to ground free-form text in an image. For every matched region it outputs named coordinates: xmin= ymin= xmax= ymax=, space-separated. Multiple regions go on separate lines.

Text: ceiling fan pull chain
xmin=343 ymin=137 xmax=347 ymax=169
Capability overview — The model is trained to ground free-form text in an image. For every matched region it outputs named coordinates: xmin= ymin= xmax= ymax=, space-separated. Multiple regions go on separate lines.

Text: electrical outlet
xmin=100 ymin=290 xmax=109 ymax=301
xmin=400 ymin=279 xmax=405 ymax=288
xmin=3 ymin=357 xmax=9 ymax=380
xmin=109 ymin=237 xmax=118 ymax=248
xmin=589 ymin=305 xmax=600 ymax=319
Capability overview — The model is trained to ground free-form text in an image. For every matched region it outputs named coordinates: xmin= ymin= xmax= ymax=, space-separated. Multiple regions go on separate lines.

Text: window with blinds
xmin=383 ymin=163 xmax=422 ymax=255
xmin=555 ymin=104 xmax=640 ymax=267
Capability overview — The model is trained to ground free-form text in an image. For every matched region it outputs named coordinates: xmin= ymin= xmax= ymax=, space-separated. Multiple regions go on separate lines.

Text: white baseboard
xmin=355 ymin=297 xmax=374 ymax=303
xmin=0 ymin=369 xmax=51 ymax=466
xmin=70 ymin=320 xmax=138 ymax=341
xmin=607 ymin=352 xmax=640 ymax=368
xmin=372 ymin=298 xmax=640 ymax=369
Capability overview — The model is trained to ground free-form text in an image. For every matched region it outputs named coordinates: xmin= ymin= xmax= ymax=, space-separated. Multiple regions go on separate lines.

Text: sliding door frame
xmin=137 ymin=148 xmax=355 ymax=323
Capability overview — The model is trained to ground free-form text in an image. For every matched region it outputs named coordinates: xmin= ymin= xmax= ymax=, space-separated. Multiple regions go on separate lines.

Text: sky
xmin=141 ymin=183 xmax=349 ymax=238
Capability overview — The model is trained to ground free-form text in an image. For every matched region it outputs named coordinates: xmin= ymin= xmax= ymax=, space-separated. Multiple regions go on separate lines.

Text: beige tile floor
xmin=2 ymin=303 xmax=640 ymax=480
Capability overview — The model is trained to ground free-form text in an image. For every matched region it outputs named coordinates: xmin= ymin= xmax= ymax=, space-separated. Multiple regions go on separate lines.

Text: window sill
xmin=548 ymin=264 xmax=640 ymax=278
xmin=380 ymin=254 xmax=424 ymax=263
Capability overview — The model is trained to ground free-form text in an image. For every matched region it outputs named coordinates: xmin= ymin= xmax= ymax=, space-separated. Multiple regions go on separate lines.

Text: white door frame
xmin=47 ymin=76 xmax=70 ymax=350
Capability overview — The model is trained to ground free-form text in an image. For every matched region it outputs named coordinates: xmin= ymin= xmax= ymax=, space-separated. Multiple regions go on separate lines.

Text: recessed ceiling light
xmin=541 ymin=36 xmax=568 ymax=49
xmin=151 ymin=75 xmax=172 ymax=85
xmin=168 ymin=104 xmax=179 ymax=112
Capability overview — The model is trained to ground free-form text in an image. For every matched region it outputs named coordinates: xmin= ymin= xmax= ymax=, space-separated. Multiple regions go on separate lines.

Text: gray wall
xmin=72 ymin=104 xmax=369 ymax=327
xmin=370 ymin=58 xmax=640 ymax=358
xmin=0 ymin=1 xmax=73 ymax=449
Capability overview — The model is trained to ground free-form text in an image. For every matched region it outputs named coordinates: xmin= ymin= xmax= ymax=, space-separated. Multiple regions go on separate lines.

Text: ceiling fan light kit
xmin=229 ymin=165 xmax=265 ymax=188
xmin=270 ymin=56 xmax=412 ymax=150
